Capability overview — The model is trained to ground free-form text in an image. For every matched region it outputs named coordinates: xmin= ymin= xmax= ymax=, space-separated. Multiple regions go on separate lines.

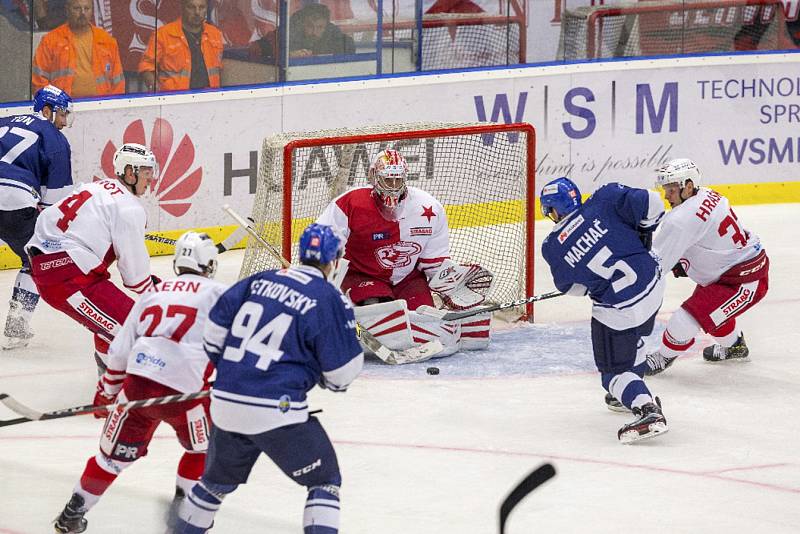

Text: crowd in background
xmin=0 ymin=0 xmax=798 ymax=104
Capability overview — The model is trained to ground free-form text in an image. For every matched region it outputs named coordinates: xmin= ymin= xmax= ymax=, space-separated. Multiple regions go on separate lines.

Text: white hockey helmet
xmin=113 ymin=143 xmax=159 ymax=182
xmin=655 ymin=158 xmax=701 ymax=189
xmin=368 ymin=148 xmax=408 ymax=220
xmin=173 ymin=232 xmax=218 ymax=278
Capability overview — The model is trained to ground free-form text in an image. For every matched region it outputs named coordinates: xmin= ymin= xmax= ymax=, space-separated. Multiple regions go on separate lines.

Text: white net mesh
xmin=558 ymin=0 xmax=787 ymax=60
xmin=240 ymin=122 xmax=535 ymax=316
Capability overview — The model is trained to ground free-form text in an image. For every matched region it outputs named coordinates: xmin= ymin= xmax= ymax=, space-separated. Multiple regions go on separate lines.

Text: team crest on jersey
xmin=557 ymin=214 xmax=585 ymax=244
xmin=410 ymin=227 xmax=432 ymax=236
xmin=372 ymin=232 xmax=390 ymax=241
xmin=278 ymin=394 xmax=292 ymax=413
xmin=374 ymin=241 xmax=423 ymax=268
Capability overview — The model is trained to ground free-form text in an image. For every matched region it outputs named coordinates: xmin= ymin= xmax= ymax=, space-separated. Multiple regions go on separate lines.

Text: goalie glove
xmin=427 ymin=259 xmax=495 ymax=310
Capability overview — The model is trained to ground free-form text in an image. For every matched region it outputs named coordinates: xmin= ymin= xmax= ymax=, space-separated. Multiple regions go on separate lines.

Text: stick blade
xmin=499 ymin=463 xmax=556 ymax=534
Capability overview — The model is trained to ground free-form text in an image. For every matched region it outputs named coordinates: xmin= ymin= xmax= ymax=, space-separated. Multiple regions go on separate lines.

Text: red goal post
xmin=239 ymin=122 xmax=538 ymax=319
xmin=559 ymin=0 xmax=790 ymax=60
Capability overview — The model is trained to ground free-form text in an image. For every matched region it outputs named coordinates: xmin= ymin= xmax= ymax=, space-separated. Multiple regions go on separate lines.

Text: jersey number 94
xmin=222 ymin=302 xmax=293 ymax=371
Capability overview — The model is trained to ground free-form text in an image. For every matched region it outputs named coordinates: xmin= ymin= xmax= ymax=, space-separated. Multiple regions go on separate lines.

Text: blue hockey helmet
xmin=540 ymin=177 xmax=582 ymax=222
xmin=33 ymin=85 xmax=73 ymax=126
xmin=299 ymin=223 xmax=343 ymax=266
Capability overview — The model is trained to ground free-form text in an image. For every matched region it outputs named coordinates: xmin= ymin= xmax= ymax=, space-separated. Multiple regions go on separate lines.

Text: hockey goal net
xmin=559 ymin=0 xmax=790 ymax=60
xmin=239 ymin=122 xmax=537 ymax=318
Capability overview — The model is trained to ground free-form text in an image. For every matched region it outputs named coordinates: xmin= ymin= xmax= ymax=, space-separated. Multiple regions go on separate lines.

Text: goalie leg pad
xmin=354 ymin=300 xmax=415 ymax=352
xmin=409 ymin=308 xmax=460 ymax=358
xmin=458 ymin=312 xmax=492 ymax=351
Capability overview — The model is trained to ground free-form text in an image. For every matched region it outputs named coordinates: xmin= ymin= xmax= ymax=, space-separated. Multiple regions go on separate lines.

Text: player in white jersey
xmin=645 ymin=159 xmax=770 ymax=375
xmin=26 ymin=143 xmax=158 ymax=374
xmin=53 ymin=232 xmax=227 ymax=534
xmin=316 ymin=148 xmax=495 ymax=358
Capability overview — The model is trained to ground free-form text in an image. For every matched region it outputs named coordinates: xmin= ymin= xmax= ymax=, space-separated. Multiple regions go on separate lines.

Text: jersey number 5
xmin=586 ymin=246 xmax=638 ymax=293
xmin=222 ymin=302 xmax=293 ymax=371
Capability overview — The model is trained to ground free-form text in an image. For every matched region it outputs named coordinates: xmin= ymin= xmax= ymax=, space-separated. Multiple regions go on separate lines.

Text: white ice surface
xmin=0 ymin=204 xmax=798 ymax=534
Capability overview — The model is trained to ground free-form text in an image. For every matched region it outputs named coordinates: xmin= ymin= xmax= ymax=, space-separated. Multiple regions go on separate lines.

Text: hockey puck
xmin=426 ymin=366 xmax=440 ymax=375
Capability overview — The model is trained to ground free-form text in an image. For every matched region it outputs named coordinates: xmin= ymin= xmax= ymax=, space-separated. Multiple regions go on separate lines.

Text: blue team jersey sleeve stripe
xmin=321 ymin=353 xmax=364 ymax=391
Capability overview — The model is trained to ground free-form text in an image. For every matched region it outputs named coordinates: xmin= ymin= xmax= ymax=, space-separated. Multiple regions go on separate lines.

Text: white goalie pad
xmin=354 ymin=300 xmax=415 ymax=352
xmin=416 ymin=306 xmax=493 ymax=352
xmin=427 ymin=260 xmax=495 ymax=310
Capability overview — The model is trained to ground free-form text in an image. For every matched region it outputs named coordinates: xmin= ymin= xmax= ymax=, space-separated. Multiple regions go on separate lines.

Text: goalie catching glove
xmin=427 ymin=259 xmax=495 ymax=310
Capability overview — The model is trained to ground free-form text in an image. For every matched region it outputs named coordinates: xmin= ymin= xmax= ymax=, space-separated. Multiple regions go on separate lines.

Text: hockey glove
xmin=428 ymin=260 xmax=495 ymax=310
xmin=672 ymin=263 xmax=688 ymax=278
xmin=92 ymin=383 xmax=118 ymax=419
xmin=638 ymin=230 xmax=653 ymax=250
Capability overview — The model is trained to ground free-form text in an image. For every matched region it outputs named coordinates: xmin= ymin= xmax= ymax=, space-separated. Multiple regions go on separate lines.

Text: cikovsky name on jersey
xmin=249 ymin=279 xmax=318 ymax=314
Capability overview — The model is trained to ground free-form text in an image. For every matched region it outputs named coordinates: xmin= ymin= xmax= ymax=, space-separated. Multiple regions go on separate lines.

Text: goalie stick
xmin=222 ymin=205 xmax=444 ymax=365
xmin=499 ymin=463 xmax=556 ymax=534
xmin=420 ymin=291 xmax=565 ymax=322
xmin=144 ymin=214 xmax=251 ymax=253
xmin=0 ymin=391 xmax=322 ymax=428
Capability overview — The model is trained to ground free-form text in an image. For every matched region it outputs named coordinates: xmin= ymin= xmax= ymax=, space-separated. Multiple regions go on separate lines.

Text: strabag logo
xmin=95 ymin=118 xmax=202 ymax=217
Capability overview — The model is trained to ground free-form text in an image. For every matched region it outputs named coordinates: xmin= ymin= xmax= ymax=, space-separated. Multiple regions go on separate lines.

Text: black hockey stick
xmin=421 ymin=291 xmax=565 ymax=322
xmin=0 ymin=391 xmax=322 ymax=427
xmin=144 ymin=217 xmax=251 ymax=254
xmin=222 ymin=205 xmax=444 ymax=365
xmin=499 ymin=463 xmax=556 ymax=534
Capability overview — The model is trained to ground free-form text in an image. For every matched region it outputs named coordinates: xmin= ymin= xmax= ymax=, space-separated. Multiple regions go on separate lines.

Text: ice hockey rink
xmin=0 ymin=203 xmax=798 ymax=534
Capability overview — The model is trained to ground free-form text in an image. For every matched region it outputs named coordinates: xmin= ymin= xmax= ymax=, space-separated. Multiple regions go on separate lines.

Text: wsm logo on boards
xmin=95 ymin=118 xmax=202 ymax=217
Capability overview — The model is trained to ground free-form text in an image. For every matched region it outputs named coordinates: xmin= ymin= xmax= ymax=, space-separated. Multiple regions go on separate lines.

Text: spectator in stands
xmin=32 ymin=0 xmax=67 ymax=30
xmin=248 ymin=2 xmax=355 ymax=64
xmin=139 ymin=0 xmax=224 ymax=92
xmin=31 ymin=0 xmax=124 ymax=97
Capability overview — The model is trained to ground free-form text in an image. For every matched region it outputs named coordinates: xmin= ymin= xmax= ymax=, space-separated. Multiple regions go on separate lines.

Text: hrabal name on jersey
xmin=249 ymin=279 xmax=318 ymax=314
xmin=695 ymin=189 xmax=724 ymax=221
xmin=564 ymin=218 xmax=610 ymax=267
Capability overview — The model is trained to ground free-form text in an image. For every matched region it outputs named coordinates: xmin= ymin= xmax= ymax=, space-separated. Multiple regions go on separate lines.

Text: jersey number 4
xmin=56 ymin=190 xmax=92 ymax=231
xmin=222 ymin=302 xmax=293 ymax=371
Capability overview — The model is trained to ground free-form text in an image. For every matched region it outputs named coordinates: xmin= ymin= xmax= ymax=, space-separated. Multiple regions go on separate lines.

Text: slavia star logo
xmin=94 ymin=118 xmax=202 ymax=217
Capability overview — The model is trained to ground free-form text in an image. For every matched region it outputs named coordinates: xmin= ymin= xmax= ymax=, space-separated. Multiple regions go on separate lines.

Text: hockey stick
xmin=221 ymin=205 xmax=444 ymax=365
xmin=144 ymin=220 xmax=250 ymax=254
xmin=0 ymin=390 xmax=209 ymax=427
xmin=0 ymin=391 xmax=323 ymax=428
xmin=499 ymin=463 xmax=556 ymax=534
xmin=420 ymin=291 xmax=565 ymax=322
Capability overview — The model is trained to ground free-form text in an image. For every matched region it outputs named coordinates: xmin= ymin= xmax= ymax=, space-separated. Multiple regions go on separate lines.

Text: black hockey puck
xmin=426 ymin=366 xmax=440 ymax=375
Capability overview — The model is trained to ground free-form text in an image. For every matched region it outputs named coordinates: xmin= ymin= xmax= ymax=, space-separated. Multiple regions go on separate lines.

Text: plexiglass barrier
xmin=0 ymin=0 xmax=797 ymax=105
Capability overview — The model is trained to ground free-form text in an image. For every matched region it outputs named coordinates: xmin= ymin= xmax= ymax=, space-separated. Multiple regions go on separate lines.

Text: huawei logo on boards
xmin=95 ymin=118 xmax=202 ymax=217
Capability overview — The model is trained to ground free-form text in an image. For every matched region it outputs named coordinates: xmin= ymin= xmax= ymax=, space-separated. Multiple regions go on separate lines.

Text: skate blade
xmin=2 ymin=338 xmax=31 ymax=350
xmin=619 ymin=422 xmax=669 ymax=444
xmin=606 ymin=403 xmax=632 ymax=413
xmin=703 ymin=356 xmax=751 ymax=363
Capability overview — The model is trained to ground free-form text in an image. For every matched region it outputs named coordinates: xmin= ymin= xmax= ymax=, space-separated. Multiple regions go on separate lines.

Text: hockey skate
xmin=604 ymin=392 xmax=630 ymax=413
xmin=165 ymin=487 xmax=185 ymax=530
xmin=644 ymin=351 xmax=678 ymax=376
xmin=53 ymin=493 xmax=88 ymax=533
xmin=2 ymin=311 xmax=34 ymax=350
xmin=703 ymin=334 xmax=749 ymax=362
xmin=617 ymin=398 xmax=668 ymax=444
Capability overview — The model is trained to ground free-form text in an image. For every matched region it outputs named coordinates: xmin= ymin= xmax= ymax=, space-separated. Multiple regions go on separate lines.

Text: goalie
xmin=316 ymin=148 xmax=494 ymax=358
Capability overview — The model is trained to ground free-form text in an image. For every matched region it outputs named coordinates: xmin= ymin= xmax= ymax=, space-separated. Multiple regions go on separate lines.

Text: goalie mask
xmin=368 ymin=149 xmax=408 ymax=221
xmin=540 ymin=177 xmax=581 ymax=223
xmin=173 ymin=231 xmax=218 ymax=278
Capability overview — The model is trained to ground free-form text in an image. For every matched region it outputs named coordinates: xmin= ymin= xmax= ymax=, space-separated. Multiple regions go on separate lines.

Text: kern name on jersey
xmin=0 ymin=113 xmax=72 ymax=210
xmin=203 ymin=265 xmax=364 ymax=434
xmin=653 ymin=187 xmax=762 ymax=287
xmin=542 ymin=183 xmax=665 ymax=330
xmin=106 ymin=274 xmax=227 ymax=393
xmin=27 ymin=179 xmax=153 ymax=294
xmin=317 ymin=186 xmax=450 ymax=284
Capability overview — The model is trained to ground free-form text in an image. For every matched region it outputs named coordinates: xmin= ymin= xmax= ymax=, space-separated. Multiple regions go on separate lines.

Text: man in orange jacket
xmin=139 ymin=0 xmax=224 ymax=92
xmin=31 ymin=0 xmax=124 ymax=97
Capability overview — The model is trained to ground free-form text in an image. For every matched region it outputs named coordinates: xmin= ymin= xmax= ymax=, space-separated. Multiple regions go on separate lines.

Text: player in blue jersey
xmin=540 ymin=177 xmax=668 ymax=443
xmin=174 ymin=223 xmax=364 ymax=534
xmin=0 ymin=84 xmax=73 ymax=349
